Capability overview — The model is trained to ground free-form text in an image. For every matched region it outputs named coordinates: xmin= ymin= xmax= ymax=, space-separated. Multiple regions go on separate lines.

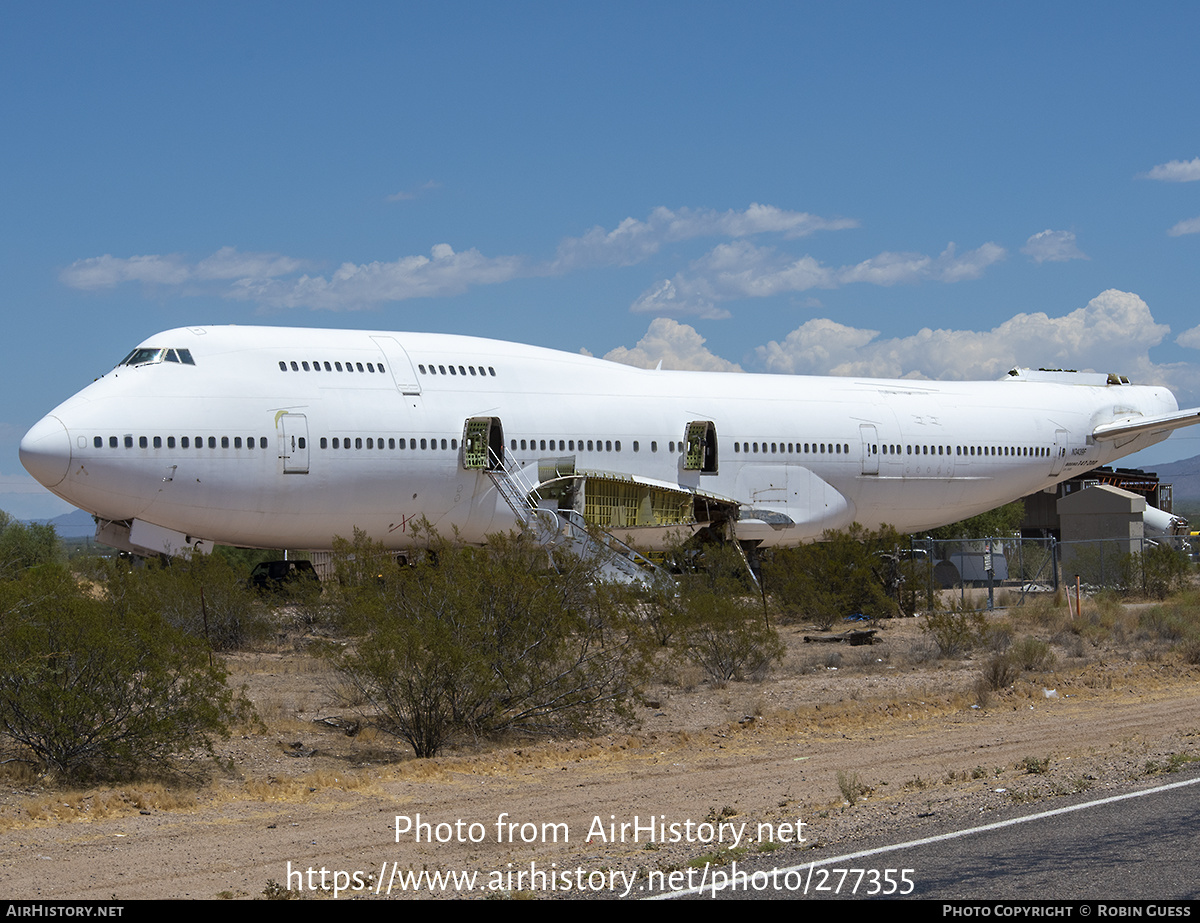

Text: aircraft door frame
xmin=280 ymin=413 xmax=310 ymax=474
xmin=859 ymin=424 xmax=879 ymax=475
xmin=462 ymin=417 xmax=504 ymax=470
xmin=683 ymin=421 xmax=718 ymax=474
xmin=1050 ymin=427 xmax=1069 ymax=476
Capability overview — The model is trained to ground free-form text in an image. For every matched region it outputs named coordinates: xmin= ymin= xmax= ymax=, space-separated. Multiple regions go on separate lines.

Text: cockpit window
xmin=119 ymin=347 xmax=196 ymax=367
xmin=120 ymin=348 xmax=164 ymax=366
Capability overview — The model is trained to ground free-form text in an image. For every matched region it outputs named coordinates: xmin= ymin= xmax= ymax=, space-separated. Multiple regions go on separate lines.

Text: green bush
xmin=922 ymin=606 xmax=987 ymax=657
xmin=332 ymin=529 xmax=652 ymax=758
xmin=1010 ymin=636 xmax=1055 ymax=671
xmin=0 ymin=567 xmax=252 ymax=781
xmin=104 ymin=553 xmax=271 ymax=651
xmin=0 ymin=511 xmax=61 ymax=578
xmin=762 ymin=524 xmax=910 ymax=627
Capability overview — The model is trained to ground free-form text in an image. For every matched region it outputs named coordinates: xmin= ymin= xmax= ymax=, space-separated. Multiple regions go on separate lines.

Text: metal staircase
xmin=485 ymin=449 xmax=667 ymax=587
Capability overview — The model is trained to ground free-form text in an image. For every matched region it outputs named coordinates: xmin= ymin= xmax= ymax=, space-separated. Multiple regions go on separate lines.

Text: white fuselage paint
xmin=18 ymin=325 xmax=1188 ymax=552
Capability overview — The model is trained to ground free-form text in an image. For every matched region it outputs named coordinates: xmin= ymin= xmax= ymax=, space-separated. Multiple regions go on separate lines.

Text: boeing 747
xmin=18 ymin=325 xmax=1200 ymax=559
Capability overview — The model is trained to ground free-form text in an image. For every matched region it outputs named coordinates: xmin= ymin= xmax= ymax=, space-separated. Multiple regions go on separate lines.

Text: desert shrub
xmin=0 ymin=511 xmax=61 ymax=579
xmin=679 ymin=590 xmax=783 ymax=684
xmin=0 ymin=566 xmax=251 ymax=781
xmin=104 ymin=552 xmax=271 ymax=651
xmin=922 ymin=605 xmax=987 ymax=657
xmin=664 ymin=542 xmax=783 ymax=685
xmin=980 ymin=652 xmax=1020 ymax=691
xmin=1010 ymin=636 xmax=1055 ymax=671
xmin=762 ymin=524 xmax=911 ymax=627
xmin=332 ymin=529 xmax=653 ymax=757
xmin=1138 ymin=544 xmax=1192 ymax=600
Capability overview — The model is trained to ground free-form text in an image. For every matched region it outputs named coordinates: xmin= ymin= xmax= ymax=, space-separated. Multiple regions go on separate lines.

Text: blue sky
xmin=5 ymin=2 xmax=1200 ymax=519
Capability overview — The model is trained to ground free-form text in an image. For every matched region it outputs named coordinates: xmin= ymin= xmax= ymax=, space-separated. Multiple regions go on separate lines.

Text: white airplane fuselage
xmin=18 ymin=325 xmax=1194 ymax=555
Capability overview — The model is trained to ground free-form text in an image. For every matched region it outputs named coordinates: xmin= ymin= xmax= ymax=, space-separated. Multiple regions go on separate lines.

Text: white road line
xmin=650 ymin=773 xmax=1200 ymax=899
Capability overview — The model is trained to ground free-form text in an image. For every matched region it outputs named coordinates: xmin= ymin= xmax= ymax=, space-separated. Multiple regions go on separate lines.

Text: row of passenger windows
xmin=279 ymin=359 xmax=388 ymax=374
xmin=276 ymin=358 xmax=500 ymax=379
xmin=89 ymin=433 xmax=1053 ymax=461
xmin=319 ymin=436 xmax=457 ymax=451
xmin=419 ymin=363 xmax=497 ymax=377
xmin=94 ymin=435 xmax=271 ymax=449
xmin=877 ymin=444 xmax=1050 ymax=458
xmin=734 ymin=441 xmax=852 ymax=455
xmin=508 ymin=438 xmax=711 ymax=454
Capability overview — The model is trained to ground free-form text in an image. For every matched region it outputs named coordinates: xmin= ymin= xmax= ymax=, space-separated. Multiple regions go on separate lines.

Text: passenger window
xmin=222 ymin=437 xmax=229 ymax=448
xmin=139 ymin=436 xmax=148 ymax=448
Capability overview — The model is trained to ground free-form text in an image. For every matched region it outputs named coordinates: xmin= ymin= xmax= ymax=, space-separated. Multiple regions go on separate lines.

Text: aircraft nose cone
xmin=20 ymin=415 xmax=71 ymax=489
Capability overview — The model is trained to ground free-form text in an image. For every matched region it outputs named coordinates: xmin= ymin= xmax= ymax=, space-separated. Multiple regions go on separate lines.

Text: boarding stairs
xmin=485 ymin=449 xmax=667 ymax=587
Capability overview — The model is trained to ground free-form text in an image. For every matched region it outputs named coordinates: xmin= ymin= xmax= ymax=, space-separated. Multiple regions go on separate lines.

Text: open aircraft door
xmin=683 ymin=421 xmax=718 ymax=473
xmin=462 ymin=417 xmax=505 ymax=470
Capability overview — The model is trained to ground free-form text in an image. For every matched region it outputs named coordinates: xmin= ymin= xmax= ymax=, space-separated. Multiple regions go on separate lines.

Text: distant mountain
xmin=32 ymin=508 xmax=95 ymax=540
xmin=1152 ymin=454 xmax=1200 ymax=504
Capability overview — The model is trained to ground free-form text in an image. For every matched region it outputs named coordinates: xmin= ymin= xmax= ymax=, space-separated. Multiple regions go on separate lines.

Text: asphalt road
xmin=653 ymin=768 xmax=1200 ymax=901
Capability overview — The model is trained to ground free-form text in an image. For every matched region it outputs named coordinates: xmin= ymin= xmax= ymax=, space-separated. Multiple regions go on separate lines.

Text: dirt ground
xmin=1 ymin=608 xmax=1198 ymax=900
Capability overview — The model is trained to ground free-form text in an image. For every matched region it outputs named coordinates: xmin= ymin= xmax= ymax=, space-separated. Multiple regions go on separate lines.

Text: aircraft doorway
xmin=462 ymin=417 xmax=505 ymax=470
xmin=683 ymin=421 xmax=718 ymax=473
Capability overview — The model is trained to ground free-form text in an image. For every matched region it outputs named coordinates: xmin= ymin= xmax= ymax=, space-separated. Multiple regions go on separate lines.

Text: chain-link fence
xmin=900 ymin=534 xmax=1191 ymax=611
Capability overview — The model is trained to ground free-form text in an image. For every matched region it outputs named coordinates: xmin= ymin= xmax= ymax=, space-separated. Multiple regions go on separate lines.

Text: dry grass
xmin=3 ymin=587 xmax=1200 ymax=838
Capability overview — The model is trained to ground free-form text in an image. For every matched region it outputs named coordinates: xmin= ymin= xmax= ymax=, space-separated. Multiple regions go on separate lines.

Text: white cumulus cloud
xmin=61 ymin=247 xmax=306 ymax=290
xmin=603 ymin=317 xmax=743 ymax=372
xmin=1168 ymin=217 xmax=1200 ymax=237
xmin=236 ymin=245 xmax=526 ymax=310
xmin=754 ymin=289 xmax=1172 ymax=383
xmin=1141 ymin=158 xmax=1200 ymax=182
xmin=631 ymin=240 xmax=1005 ymax=317
xmin=1177 ymin=325 xmax=1200 ymax=350
xmin=1021 ymin=229 xmax=1088 ymax=263
xmin=551 ymin=204 xmax=856 ymax=272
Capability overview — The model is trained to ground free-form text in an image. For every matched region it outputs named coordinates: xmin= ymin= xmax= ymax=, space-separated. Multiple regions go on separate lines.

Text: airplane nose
xmin=20 ymin=415 xmax=71 ymax=489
